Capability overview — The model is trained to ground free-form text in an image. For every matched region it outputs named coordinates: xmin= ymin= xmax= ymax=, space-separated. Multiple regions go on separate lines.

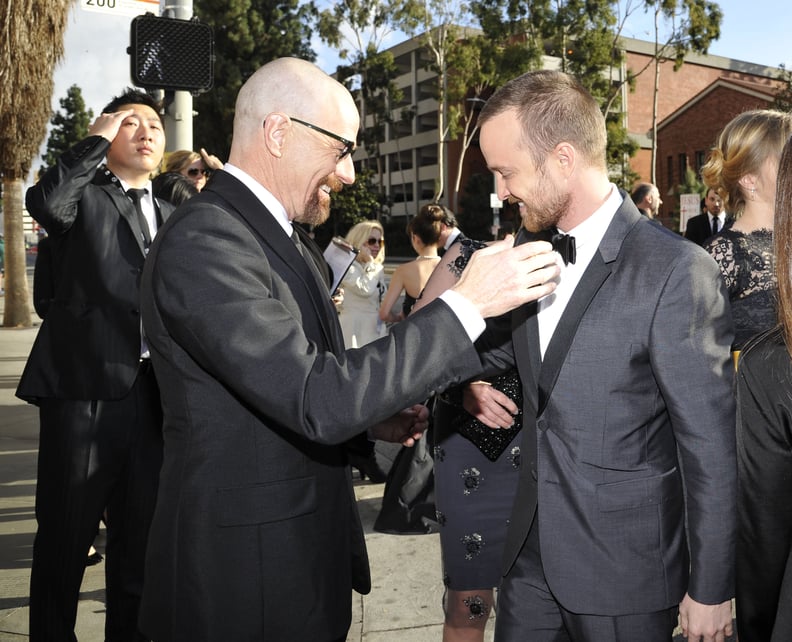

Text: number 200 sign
xmin=80 ymin=0 xmax=159 ymax=18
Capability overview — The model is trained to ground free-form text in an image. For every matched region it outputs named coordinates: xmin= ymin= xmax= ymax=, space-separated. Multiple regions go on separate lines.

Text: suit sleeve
xmin=144 ymin=207 xmax=485 ymax=444
xmin=650 ymin=247 xmax=736 ymax=604
xmin=25 ymin=136 xmax=110 ymax=235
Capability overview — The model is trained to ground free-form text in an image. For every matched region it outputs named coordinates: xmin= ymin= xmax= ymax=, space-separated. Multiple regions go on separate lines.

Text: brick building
xmin=655 ymin=77 xmax=778 ymax=228
xmin=362 ymin=34 xmax=783 ymax=230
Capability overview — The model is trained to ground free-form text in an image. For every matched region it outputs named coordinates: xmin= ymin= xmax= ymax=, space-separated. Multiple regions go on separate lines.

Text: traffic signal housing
xmin=129 ymin=14 xmax=214 ymax=93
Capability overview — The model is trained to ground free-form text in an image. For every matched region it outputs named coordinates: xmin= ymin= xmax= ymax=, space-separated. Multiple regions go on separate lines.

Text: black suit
xmin=18 ymin=136 xmax=174 ymax=640
xmin=138 ymin=170 xmax=485 ymax=639
xmin=685 ymin=213 xmax=731 ymax=246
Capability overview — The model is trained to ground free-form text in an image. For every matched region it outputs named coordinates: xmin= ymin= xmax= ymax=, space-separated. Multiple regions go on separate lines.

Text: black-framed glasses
xmin=290 ymin=117 xmax=355 ymax=160
xmin=187 ymin=168 xmax=210 ymax=178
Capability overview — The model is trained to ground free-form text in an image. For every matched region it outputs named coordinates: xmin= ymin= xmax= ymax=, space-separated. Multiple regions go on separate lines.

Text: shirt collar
xmin=223 ymin=163 xmax=292 ymax=237
xmin=562 ymin=183 xmax=623 ymax=252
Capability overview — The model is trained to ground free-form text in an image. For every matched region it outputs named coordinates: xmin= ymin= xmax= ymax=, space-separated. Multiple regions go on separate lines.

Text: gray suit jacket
xmin=138 ymin=170 xmax=484 ymax=640
xmin=481 ymin=195 xmax=736 ymax=615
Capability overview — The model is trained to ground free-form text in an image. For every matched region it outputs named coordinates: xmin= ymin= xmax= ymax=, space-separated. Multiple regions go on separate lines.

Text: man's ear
xmin=555 ymin=142 xmax=576 ymax=177
xmin=263 ymin=113 xmax=289 ymax=159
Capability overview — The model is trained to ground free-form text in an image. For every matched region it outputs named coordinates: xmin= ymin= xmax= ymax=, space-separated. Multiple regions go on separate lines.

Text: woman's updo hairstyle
xmin=701 ymin=110 xmax=792 ymax=217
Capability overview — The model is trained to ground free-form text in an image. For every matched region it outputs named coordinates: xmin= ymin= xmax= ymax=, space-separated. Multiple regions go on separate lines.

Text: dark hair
xmin=408 ymin=204 xmax=445 ymax=246
xmin=152 ymin=171 xmax=199 ymax=206
xmin=102 ymin=89 xmax=163 ymax=123
xmin=630 ymin=183 xmax=653 ymax=205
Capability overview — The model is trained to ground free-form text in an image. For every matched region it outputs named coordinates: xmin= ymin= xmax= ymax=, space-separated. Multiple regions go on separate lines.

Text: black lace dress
xmin=705 ymin=227 xmax=776 ymax=351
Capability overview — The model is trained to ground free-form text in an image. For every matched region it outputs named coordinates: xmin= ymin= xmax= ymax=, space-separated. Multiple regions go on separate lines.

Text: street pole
xmin=160 ymin=0 xmax=193 ymax=151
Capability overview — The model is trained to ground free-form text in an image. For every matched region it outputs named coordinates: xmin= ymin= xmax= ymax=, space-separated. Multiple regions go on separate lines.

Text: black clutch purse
xmin=449 ymin=370 xmax=523 ymax=462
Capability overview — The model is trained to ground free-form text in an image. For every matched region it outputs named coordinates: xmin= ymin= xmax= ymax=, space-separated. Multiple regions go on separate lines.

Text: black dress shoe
xmin=86 ymin=551 xmax=103 ymax=566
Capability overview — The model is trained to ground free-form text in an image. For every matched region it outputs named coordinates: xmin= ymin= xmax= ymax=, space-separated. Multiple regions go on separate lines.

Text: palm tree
xmin=0 ymin=0 xmax=72 ymax=326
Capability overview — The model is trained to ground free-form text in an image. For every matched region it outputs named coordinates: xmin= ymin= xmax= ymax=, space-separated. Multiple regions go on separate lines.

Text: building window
xmin=667 ymin=156 xmax=674 ymax=186
xmin=694 ymin=150 xmax=706 ymax=172
xmin=391 ymin=183 xmax=414 ymax=203
xmin=678 ymin=153 xmax=688 ymax=182
xmin=417 ymin=144 xmax=438 ymax=168
xmin=419 ymin=179 xmax=435 ymax=200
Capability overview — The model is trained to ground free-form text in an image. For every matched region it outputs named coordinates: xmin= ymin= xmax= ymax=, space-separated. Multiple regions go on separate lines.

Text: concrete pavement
xmin=0 ymin=295 xmax=481 ymax=641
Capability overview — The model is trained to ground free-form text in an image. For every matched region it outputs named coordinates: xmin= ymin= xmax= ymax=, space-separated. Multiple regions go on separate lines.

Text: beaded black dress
xmin=432 ymin=239 xmax=523 ymax=591
xmin=705 ymin=227 xmax=776 ymax=350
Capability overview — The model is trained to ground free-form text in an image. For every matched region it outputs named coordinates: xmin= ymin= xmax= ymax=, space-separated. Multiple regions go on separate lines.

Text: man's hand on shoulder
xmin=678 ymin=594 xmax=733 ymax=642
xmin=369 ymin=404 xmax=430 ymax=447
xmin=452 ymin=237 xmax=559 ymax=319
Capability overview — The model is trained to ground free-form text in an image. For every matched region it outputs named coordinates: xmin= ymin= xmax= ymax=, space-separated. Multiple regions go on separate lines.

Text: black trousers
xmin=495 ymin=522 xmax=678 ymax=642
xmin=29 ymin=362 xmax=163 ymax=642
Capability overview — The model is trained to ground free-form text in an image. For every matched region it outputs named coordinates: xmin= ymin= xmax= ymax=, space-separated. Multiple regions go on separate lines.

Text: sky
xmin=38 ymin=0 xmax=791 ymax=180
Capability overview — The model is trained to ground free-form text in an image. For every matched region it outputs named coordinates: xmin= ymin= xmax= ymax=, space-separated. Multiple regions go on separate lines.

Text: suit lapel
xmin=535 ymin=194 xmax=640 ymax=414
xmin=203 ymin=172 xmax=344 ymax=353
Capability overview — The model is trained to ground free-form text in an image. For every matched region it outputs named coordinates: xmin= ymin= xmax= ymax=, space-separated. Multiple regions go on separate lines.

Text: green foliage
xmin=644 ymin=0 xmax=722 ymax=69
xmin=192 ymin=0 xmax=318 ymax=160
xmin=39 ymin=85 xmax=94 ymax=178
xmin=677 ymin=165 xmax=703 ymax=195
xmin=773 ymin=64 xmax=792 ymax=113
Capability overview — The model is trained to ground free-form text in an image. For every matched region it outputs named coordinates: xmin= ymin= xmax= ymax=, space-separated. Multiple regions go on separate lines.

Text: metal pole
xmin=160 ymin=0 xmax=193 ymax=152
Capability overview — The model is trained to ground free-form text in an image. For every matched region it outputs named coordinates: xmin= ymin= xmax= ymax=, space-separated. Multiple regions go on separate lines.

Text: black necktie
xmin=711 ymin=216 xmax=719 ymax=237
xmin=127 ymin=188 xmax=152 ymax=248
xmin=551 ymin=232 xmax=576 ymax=266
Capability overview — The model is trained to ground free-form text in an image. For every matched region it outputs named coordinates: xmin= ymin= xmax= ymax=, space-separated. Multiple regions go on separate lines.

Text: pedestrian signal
xmin=129 ymin=14 xmax=214 ymax=93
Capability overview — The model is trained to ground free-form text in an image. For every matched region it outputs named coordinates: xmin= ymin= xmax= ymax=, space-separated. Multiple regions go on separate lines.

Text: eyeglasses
xmin=187 ymin=168 xmax=210 ymax=178
xmin=290 ymin=117 xmax=355 ymax=160
xmin=366 ymin=237 xmax=383 ymax=246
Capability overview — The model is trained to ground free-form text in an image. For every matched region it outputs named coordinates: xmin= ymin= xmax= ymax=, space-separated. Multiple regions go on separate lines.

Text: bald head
xmin=230 ymin=58 xmax=356 ymax=159
xmin=226 ymin=57 xmax=360 ymax=224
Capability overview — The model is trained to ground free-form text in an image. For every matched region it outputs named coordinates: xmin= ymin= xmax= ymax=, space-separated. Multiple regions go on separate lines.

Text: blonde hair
xmin=345 ymin=220 xmax=385 ymax=264
xmin=165 ymin=150 xmax=202 ymax=174
xmin=701 ymin=110 xmax=792 ymax=217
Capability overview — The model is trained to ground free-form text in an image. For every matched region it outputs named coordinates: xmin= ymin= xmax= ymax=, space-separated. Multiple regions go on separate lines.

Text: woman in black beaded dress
xmin=413 ymin=237 xmax=523 ymax=642
xmin=733 ymin=134 xmax=792 ymax=642
xmin=701 ymin=110 xmax=792 ymax=352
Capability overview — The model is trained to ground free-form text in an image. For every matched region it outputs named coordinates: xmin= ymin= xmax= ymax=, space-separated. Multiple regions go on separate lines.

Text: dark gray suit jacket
xmin=480 ymin=195 xmax=736 ymax=615
xmin=138 ymin=170 xmax=484 ymax=640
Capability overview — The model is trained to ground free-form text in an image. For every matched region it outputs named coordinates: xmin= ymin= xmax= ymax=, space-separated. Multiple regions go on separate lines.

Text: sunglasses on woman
xmin=366 ymin=237 xmax=383 ymax=246
xmin=187 ymin=168 xmax=211 ymax=178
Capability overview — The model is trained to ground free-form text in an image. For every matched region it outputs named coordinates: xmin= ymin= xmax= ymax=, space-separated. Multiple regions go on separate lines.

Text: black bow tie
xmin=551 ymin=232 xmax=576 ymax=265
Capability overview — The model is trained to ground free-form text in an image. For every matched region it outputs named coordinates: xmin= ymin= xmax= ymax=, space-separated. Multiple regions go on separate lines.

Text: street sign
xmin=80 ymin=0 xmax=159 ymax=18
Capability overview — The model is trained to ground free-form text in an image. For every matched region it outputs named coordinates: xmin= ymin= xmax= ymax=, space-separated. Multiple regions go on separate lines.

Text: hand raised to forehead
xmin=88 ymin=109 xmax=135 ymax=142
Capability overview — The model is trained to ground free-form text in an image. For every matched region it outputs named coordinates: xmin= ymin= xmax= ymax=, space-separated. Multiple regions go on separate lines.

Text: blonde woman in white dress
xmin=338 ymin=220 xmax=386 ymax=348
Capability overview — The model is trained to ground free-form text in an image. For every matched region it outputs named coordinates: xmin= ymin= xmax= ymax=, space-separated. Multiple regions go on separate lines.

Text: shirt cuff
xmin=439 ymin=290 xmax=486 ymax=342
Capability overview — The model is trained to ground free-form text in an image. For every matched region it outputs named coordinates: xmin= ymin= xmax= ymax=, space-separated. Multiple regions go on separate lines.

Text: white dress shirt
xmin=538 ymin=185 xmax=623 ymax=358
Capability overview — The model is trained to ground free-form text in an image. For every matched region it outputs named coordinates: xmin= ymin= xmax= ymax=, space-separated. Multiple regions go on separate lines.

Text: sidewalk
xmin=0 ymin=294 xmax=473 ymax=641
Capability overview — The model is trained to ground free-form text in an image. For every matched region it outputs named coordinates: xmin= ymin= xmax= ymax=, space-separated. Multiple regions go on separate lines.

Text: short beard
xmin=298 ymin=174 xmax=344 ymax=227
xmin=519 ymin=174 xmax=571 ymax=233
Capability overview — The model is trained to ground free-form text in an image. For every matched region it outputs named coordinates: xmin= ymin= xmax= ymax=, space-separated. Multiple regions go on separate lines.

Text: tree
xmin=772 ymin=63 xmax=792 ymax=113
xmin=0 ymin=0 xmax=70 ymax=327
xmin=634 ymin=0 xmax=722 ymax=182
xmin=469 ymin=0 xmax=639 ymax=186
xmin=39 ymin=84 xmax=94 ymax=178
xmin=317 ymin=0 xmax=411 ymax=198
xmin=192 ymin=0 xmax=318 ymax=161
xmin=398 ymin=0 xmax=476 ymax=203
